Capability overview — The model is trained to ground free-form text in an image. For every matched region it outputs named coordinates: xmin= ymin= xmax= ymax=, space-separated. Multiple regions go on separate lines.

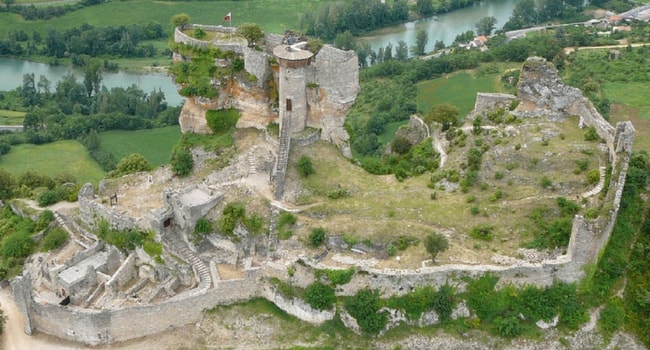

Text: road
xmin=564 ymin=42 xmax=649 ymax=54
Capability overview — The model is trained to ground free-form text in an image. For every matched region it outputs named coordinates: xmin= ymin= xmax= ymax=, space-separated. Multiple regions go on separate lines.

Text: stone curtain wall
xmin=12 ymin=273 xmax=261 ymax=346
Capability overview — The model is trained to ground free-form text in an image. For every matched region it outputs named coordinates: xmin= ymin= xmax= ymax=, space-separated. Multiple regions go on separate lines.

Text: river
xmin=360 ymin=0 xmax=519 ymax=54
xmin=0 ymin=0 xmax=518 ymax=104
xmin=0 ymin=58 xmax=185 ymax=107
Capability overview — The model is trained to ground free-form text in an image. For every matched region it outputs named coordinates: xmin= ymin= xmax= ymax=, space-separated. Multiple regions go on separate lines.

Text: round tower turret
xmin=273 ymin=43 xmax=314 ymax=134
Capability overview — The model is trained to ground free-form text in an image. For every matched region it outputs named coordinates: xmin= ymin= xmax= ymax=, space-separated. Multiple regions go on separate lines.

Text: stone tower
xmin=271 ymin=43 xmax=314 ymax=199
xmin=272 ymin=43 xmax=314 ymax=134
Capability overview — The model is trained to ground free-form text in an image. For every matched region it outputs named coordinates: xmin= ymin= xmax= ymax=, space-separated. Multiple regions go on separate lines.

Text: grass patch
xmin=417 ymin=70 xmax=509 ymax=119
xmin=604 ymin=82 xmax=650 ymax=120
xmin=98 ymin=126 xmax=181 ymax=166
xmin=0 ymin=0 xmax=340 ymax=41
xmin=0 ymin=140 xmax=105 ymax=185
xmin=0 ymin=110 xmax=25 ymax=125
xmin=377 ymin=120 xmax=408 ymax=146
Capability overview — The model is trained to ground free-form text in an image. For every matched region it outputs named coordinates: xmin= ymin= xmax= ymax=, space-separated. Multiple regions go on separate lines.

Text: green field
xmin=417 ymin=71 xmax=508 ymax=119
xmin=605 ymin=81 xmax=650 ymax=152
xmin=0 ymin=0 xmax=338 ymax=39
xmin=0 ymin=140 xmax=105 ymax=185
xmin=0 ymin=110 xmax=25 ymax=125
xmin=98 ymin=126 xmax=182 ymax=166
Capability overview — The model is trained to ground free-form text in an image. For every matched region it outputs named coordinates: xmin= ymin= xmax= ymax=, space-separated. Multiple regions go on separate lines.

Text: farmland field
xmin=0 ymin=140 xmax=105 ymax=185
xmin=0 ymin=110 xmax=25 ymax=125
xmin=417 ymin=71 xmax=508 ymax=119
xmin=0 ymin=0 xmax=336 ymax=39
xmin=98 ymin=125 xmax=182 ymax=166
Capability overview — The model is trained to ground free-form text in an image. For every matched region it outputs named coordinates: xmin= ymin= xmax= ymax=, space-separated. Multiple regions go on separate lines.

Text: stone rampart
xmin=12 ymin=272 xmax=262 ymax=345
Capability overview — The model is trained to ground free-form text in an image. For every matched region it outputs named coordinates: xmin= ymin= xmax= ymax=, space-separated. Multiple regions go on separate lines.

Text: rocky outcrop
xmin=515 ymin=57 xmax=588 ymax=120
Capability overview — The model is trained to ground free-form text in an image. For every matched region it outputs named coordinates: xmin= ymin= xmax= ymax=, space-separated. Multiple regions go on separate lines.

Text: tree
xmin=395 ymin=40 xmax=408 ymax=61
xmin=0 ymin=169 xmax=15 ymax=200
xmin=297 ymin=155 xmax=315 ymax=177
xmin=383 ymin=42 xmax=393 ymax=61
xmin=424 ymin=232 xmax=449 ymax=263
xmin=1 ymin=0 xmax=15 ymax=8
xmin=425 ymin=103 xmax=459 ymax=131
xmin=82 ymin=58 xmax=102 ymax=98
xmin=475 ymin=16 xmax=497 ymax=36
xmin=304 ymin=282 xmax=336 ymax=310
xmin=434 ymin=40 xmax=446 ymax=51
xmin=356 ymin=42 xmax=372 ymax=67
xmin=109 ymin=153 xmax=152 ymax=178
xmin=334 ymin=30 xmax=356 ymax=51
xmin=416 ymin=0 xmax=434 ymax=16
xmin=412 ymin=30 xmax=428 ymax=56
xmin=171 ymin=147 xmax=194 ymax=177
xmin=237 ymin=23 xmax=264 ymax=47
xmin=171 ymin=13 xmax=190 ymax=30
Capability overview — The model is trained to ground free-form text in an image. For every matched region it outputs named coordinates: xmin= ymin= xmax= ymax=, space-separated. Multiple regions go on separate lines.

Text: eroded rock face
xmin=516 ymin=57 xmax=584 ymax=120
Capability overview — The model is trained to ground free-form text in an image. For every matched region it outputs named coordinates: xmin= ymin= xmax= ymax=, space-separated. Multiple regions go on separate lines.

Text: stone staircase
xmin=53 ymin=211 xmax=93 ymax=249
xmin=581 ymin=166 xmax=607 ymax=198
xmin=248 ymin=145 xmax=258 ymax=175
xmin=164 ymin=234 xmax=212 ymax=299
xmin=274 ymin=114 xmax=292 ymax=199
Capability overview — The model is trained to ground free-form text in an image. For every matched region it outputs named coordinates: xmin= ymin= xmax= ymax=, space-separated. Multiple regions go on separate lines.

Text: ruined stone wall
xmin=13 ymin=273 xmax=262 ymax=346
xmin=79 ymin=194 xmax=144 ymax=231
xmin=306 ymin=46 xmax=360 ymax=148
xmin=260 ymin=285 xmax=335 ymax=324
xmin=474 ymin=93 xmax=517 ymax=116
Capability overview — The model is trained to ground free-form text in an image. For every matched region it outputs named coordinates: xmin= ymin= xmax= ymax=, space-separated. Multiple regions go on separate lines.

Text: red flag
xmin=224 ymin=12 xmax=231 ymax=21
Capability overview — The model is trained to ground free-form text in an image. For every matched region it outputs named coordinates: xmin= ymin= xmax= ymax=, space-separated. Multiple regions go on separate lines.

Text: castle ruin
xmin=9 ymin=48 xmax=635 ymax=346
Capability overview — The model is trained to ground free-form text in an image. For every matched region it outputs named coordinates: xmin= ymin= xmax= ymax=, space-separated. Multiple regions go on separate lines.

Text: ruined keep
xmin=10 ymin=57 xmax=635 ymax=346
xmin=171 ymin=25 xmax=359 ymax=199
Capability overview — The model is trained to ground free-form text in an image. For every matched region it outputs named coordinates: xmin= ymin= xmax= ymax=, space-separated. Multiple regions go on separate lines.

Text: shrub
xmin=599 ymin=297 xmax=625 ymax=336
xmin=304 ymin=282 xmax=336 ymax=310
xmin=206 ymin=108 xmax=240 ymax=135
xmin=297 ymin=155 xmax=315 ymax=177
xmin=584 ymin=126 xmax=598 ymax=141
xmin=540 ymin=176 xmax=552 ymax=188
xmin=316 ymin=268 xmax=355 ymax=286
xmin=171 ymin=147 xmax=194 ymax=177
xmin=194 ymin=217 xmax=213 ymax=234
xmin=243 ymin=214 xmax=265 ymax=235
xmin=35 ymin=210 xmax=54 ymax=231
xmin=432 ymin=284 xmax=456 ymax=322
xmin=38 ymin=189 xmax=62 ymax=207
xmin=494 ymin=171 xmax=504 ymax=180
xmin=587 ymin=169 xmax=600 ymax=185
xmin=494 ymin=315 xmax=523 ymax=337
xmin=424 ymin=232 xmax=449 ymax=263
xmin=1 ymin=231 xmax=35 ymax=259
xmin=309 ymin=227 xmax=326 ymax=247
xmin=143 ymin=240 xmax=163 ymax=259
xmin=41 ymin=228 xmax=68 ymax=251
xmin=109 ymin=153 xmax=152 ymax=178
xmin=391 ymin=135 xmax=412 ymax=155
xmin=470 ymin=224 xmax=494 ymax=241
xmin=344 ymin=289 xmax=387 ymax=335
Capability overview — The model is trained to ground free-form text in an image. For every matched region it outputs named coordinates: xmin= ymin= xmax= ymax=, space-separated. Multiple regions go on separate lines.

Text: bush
xmin=304 ymin=282 xmax=336 ymax=310
xmin=42 ymin=228 xmax=68 ymax=251
xmin=38 ymin=189 xmax=63 ymax=207
xmin=587 ymin=169 xmax=600 ymax=185
xmin=206 ymin=108 xmax=240 ymax=135
xmin=309 ymin=227 xmax=326 ymax=247
xmin=599 ymin=297 xmax=625 ymax=336
xmin=1 ymin=231 xmax=35 ymax=259
xmin=344 ymin=289 xmax=388 ymax=335
xmin=470 ymin=224 xmax=494 ymax=241
xmin=584 ymin=126 xmax=599 ymax=141
xmin=194 ymin=217 xmax=213 ymax=234
xmin=316 ymin=268 xmax=355 ymax=286
xmin=494 ymin=315 xmax=523 ymax=337
xmin=109 ymin=153 xmax=152 ymax=178
xmin=297 ymin=155 xmax=315 ymax=177
xmin=35 ymin=210 xmax=54 ymax=231
xmin=171 ymin=147 xmax=194 ymax=177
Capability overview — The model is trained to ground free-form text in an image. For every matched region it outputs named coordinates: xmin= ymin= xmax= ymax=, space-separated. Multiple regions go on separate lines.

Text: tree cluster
xmin=301 ymin=0 xmax=409 ymax=40
xmin=0 ymin=0 xmax=104 ymax=21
